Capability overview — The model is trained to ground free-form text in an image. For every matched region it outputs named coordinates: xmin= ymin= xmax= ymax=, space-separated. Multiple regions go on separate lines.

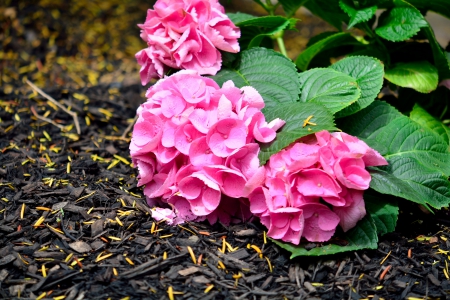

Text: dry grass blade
xmin=30 ymin=106 xmax=65 ymax=131
xmin=120 ymin=115 xmax=137 ymax=139
xmin=26 ymin=79 xmax=81 ymax=134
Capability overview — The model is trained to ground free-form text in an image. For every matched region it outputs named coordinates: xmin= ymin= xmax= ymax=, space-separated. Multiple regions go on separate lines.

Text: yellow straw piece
xmin=115 ymin=217 xmax=123 ymax=227
xmin=187 ymin=246 xmax=196 ymax=264
xmin=380 ymin=250 xmax=391 ymax=265
xmin=113 ymin=154 xmax=130 ymax=165
xmin=167 ymin=286 xmax=174 ymax=300
xmin=163 ymin=252 xmax=167 ymax=260
xmin=95 ymin=253 xmax=113 ymax=262
xmin=204 ymin=285 xmax=214 ymax=293
xmin=36 ymin=292 xmax=47 ymax=300
xmin=125 ymin=257 xmax=134 ymax=265
xmin=65 ymin=253 xmax=73 ymax=263
xmin=265 ymin=256 xmax=273 ymax=272
xmin=42 ymin=265 xmax=47 ymax=277
xmin=20 ymin=203 xmax=25 ymax=219
xmin=33 ymin=216 xmax=45 ymax=227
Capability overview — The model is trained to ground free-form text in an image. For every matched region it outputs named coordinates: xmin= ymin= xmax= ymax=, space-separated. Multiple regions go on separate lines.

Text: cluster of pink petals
xmin=248 ymin=131 xmax=388 ymax=245
xmin=130 ymin=71 xmax=284 ymax=225
xmin=136 ymin=0 xmax=241 ymax=85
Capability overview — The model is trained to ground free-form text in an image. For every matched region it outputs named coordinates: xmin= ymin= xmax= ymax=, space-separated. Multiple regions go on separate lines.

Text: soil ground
xmin=2 ymin=1 xmax=450 ymax=299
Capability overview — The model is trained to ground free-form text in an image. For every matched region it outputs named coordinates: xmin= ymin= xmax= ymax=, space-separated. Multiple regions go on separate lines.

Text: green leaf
xmin=339 ymin=0 xmax=377 ymax=29
xmin=423 ymin=26 xmax=450 ymax=80
xmin=304 ymin=0 xmax=349 ymax=30
xmin=227 ymin=12 xmax=255 ymax=24
xmin=338 ymin=101 xmax=450 ymax=176
xmin=369 ymin=157 xmax=450 ymax=209
xmin=272 ymin=215 xmax=378 ymax=257
xmin=298 ymin=68 xmax=361 ymax=114
xmin=410 ymin=104 xmax=450 ymax=145
xmin=406 ymin=0 xmax=450 ymax=19
xmin=364 ymin=193 xmax=398 ymax=236
xmin=259 ymin=102 xmax=337 ymax=164
xmin=384 ymin=61 xmax=439 ymax=93
xmin=375 ymin=7 xmax=428 ymax=42
xmin=211 ymin=48 xmax=301 ymax=109
xmin=233 ymin=15 xmax=298 ymax=50
xmin=278 ymin=0 xmax=308 ymax=18
xmin=295 ymin=32 xmax=357 ymax=71
xmin=330 ymin=56 xmax=384 ymax=117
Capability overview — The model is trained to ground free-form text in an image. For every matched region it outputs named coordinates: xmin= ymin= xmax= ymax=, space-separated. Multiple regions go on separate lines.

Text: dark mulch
xmin=2 ymin=1 xmax=450 ymax=299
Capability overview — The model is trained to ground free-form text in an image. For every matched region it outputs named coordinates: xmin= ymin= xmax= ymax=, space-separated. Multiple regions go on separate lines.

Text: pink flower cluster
xmin=130 ymin=71 xmax=284 ymax=225
xmin=248 ymin=131 xmax=388 ymax=245
xmin=136 ymin=0 xmax=240 ymax=85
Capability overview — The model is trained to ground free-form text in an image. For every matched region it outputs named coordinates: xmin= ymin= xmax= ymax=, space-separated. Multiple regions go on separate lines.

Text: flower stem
xmin=276 ymin=34 xmax=288 ymax=58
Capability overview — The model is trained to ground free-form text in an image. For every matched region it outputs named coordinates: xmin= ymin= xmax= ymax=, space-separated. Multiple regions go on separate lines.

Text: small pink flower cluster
xmin=130 ymin=71 xmax=285 ymax=225
xmin=136 ymin=0 xmax=240 ymax=85
xmin=248 ymin=131 xmax=388 ymax=245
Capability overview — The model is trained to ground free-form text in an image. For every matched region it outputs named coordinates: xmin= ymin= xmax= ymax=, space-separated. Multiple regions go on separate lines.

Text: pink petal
xmin=295 ymin=169 xmax=342 ymax=198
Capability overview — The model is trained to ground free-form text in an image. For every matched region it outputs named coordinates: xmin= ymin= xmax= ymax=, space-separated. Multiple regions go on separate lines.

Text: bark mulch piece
xmin=3 ymin=1 xmax=450 ymax=299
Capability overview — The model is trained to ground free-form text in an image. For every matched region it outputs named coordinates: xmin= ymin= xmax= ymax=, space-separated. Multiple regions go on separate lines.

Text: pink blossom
xmin=136 ymin=0 xmax=240 ymax=82
xmin=206 ymin=118 xmax=247 ymax=157
xmin=130 ymin=72 xmax=285 ymax=227
xmin=178 ymin=170 xmax=221 ymax=216
xmin=333 ymin=189 xmax=366 ymax=232
xmin=334 ymin=157 xmax=371 ymax=190
xmin=267 ymin=208 xmax=304 ymax=245
xmin=151 ymin=207 xmax=177 ymax=225
xmin=248 ymin=130 xmax=387 ymax=245
xmin=301 ymin=203 xmax=340 ymax=242
xmin=132 ymin=154 xmax=157 ymax=186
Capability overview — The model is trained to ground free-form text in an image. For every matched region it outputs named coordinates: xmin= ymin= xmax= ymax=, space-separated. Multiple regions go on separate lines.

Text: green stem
xmin=276 ymin=34 xmax=288 ymax=58
xmin=362 ymin=22 xmax=391 ymax=66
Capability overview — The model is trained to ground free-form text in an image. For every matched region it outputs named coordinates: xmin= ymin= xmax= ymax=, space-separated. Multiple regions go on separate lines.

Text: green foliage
xmin=375 ymin=7 xmax=428 ymax=42
xmin=259 ymin=102 xmax=337 ymax=164
xmin=339 ymin=0 xmax=377 ymax=29
xmin=211 ymin=48 xmax=301 ymax=109
xmin=330 ymin=56 xmax=384 ymax=117
xmin=364 ymin=193 xmax=398 ymax=236
xmin=241 ymin=0 xmax=450 ymax=257
xmin=272 ymin=215 xmax=378 ymax=258
xmin=384 ymin=61 xmax=439 ymax=93
xmin=410 ymin=104 xmax=450 ymax=144
xmin=295 ymin=32 xmax=357 ymax=71
xmin=298 ymin=68 xmax=361 ymax=114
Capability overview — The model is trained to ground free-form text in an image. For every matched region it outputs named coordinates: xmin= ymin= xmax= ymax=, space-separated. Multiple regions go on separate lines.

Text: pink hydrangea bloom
xmin=248 ymin=130 xmax=387 ymax=245
xmin=130 ymin=72 xmax=284 ymax=225
xmin=136 ymin=0 xmax=241 ymax=84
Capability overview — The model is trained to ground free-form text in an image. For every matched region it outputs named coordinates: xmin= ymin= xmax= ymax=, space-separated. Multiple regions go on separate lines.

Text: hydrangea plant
xmin=130 ymin=0 xmax=450 ymax=257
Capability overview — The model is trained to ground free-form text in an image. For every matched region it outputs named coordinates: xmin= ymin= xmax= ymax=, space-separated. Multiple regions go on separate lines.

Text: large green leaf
xmin=272 ymin=215 xmax=378 ymax=258
xmin=211 ymin=48 xmax=301 ymax=109
xmin=410 ymin=104 xmax=450 ymax=145
xmin=365 ymin=193 xmax=398 ymax=236
xmin=384 ymin=61 xmax=439 ymax=93
xmin=330 ymin=56 xmax=384 ymax=117
xmin=295 ymin=32 xmax=357 ymax=71
xmin=339 ymin=0 xmax=377 ymax=29
xmin=369 ymin=157 xmax=450 ymax=209
xmin=259 ymin=102 xmax=337 ymax=164
xmin=339 ymin=101 xmax=450 ymax=176
xmin=278 ymin=0 xmax=308 ymax=18
xmin=298 ymin=68 xmax=361 ymax=114
xmin=375 ymin=7 xmax=428 ymax=42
